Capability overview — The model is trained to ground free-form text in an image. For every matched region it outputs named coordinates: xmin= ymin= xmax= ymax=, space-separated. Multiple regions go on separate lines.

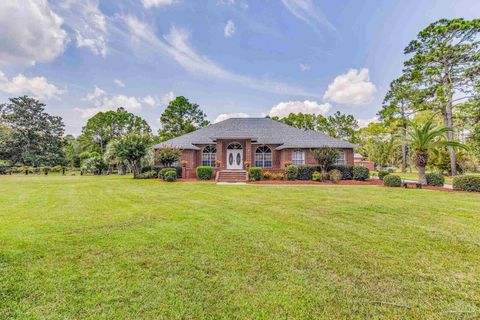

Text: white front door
xmin=227 ymin=149 xmax=243 ymax=169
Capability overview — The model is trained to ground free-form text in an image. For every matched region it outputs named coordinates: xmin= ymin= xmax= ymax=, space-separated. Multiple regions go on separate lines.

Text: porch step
xmin=216 ymin=170 xmax=248 ymax=183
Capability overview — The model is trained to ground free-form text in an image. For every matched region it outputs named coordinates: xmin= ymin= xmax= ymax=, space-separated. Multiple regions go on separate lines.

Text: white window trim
xmin=336 ymin=150 xmax=346 ymax=165
xmin=292 ymin=150 xmax=305 ymax=165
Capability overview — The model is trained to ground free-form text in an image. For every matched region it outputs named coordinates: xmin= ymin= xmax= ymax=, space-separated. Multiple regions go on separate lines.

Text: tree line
xmin=1 ymin=18 xmax=479 ymax=180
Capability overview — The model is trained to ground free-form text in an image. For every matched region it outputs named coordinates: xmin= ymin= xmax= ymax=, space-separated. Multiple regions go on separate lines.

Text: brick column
xmin=245 ymin=139 xmax=252 ymax=169
xmin=216 ymin=140 xmax=224 ymax=170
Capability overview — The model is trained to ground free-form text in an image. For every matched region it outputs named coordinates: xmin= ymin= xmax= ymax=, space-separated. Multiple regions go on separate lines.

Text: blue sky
xmin=0 ymin=0 xmax=479 ymax=134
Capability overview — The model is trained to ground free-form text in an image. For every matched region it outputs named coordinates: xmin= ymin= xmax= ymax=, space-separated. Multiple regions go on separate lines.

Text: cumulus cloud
xmin=214 ymin=112 xmax=249 ymax=123
xmin=224 ymin=20 xmax=236 ymax=37
xmin=141 ymin=95 xmax=157 ymax=107
xmin=56 ymin=0 xmax=108 ymax=57
xmin=323 ymin=68 xmax=377 ymax=105
xmin=268 ymin=100 xmax=331 ymax=118
xmin=0 ymin=0 xmax=67 ymax=66
xmin=142 ymin=0 xmax=176 ymax=9
xmin=114 ymin=79 xmax=125 ymax=87
xmin=75 ymin=94 xmax=143 ymax=118
xmin=358 ymin=116 xmax=379 ymax=128
xmin=124 ymin=16 xmax=319 ymax=97
xmin=83 ymin=86 xmax=106 ymax=101
xmin=281 ymin=0 xmax=336 ymax=34
xmin=161 ymin=91 xmax=175 ymax=105
xmin=0 ymin=71 xmax=64 ymax=100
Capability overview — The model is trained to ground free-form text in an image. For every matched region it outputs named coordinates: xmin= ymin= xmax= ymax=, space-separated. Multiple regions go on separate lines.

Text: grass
xmin=1 ymin=175 xmax=479 ymax=319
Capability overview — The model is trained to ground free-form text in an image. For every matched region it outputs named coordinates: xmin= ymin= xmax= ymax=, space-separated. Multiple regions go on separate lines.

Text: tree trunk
xmin=418 ymin=166 xmax=427 ymax=185
xmin=401 ymin=144 xmax=407 ymax=173
xmin=442 ymin=60 xmax=457 ymax=176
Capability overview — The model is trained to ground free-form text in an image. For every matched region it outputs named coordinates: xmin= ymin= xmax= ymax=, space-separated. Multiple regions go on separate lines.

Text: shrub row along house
xmin=154 ymin=118 xmax=355 ymax=182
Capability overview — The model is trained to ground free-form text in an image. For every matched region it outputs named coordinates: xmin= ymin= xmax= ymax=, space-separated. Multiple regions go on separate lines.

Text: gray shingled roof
xmin=154 ymin=118 xmax=356 ymax=150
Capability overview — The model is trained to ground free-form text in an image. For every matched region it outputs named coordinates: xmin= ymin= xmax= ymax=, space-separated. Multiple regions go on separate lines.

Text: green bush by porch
xmin=196 ymin=166 xmax=213 ymax=180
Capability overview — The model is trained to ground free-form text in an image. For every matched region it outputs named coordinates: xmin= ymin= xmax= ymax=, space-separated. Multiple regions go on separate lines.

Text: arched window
xmin=255 ymin=145 xmax=272 ymax=168
xmin=202 ymin=145 xmax=216 ymax=166
xmin=227 ymin=142 xmax=242 ymax=150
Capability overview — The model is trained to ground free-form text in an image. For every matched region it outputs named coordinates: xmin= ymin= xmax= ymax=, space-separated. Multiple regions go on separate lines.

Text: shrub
xmin=196 ymin=166 xmax=213 ymax=180
xmin=453 ymin=175 xmax=480 ymax=192
xmin=249 ymin=167 xmax=262 ymax=181
xmin=262 ymin=171 xmax=272 ymax=180
xmin=297 ymin=165 xmax=315 ymax=180
xmin=159 ymin=168 xmax=177 ymax=180
xmin=164 ymin=170 xmax=177 ymax=182
xmin=40 ymin=166 xmax=51 ymax=175
xmin=384 ymin=175 xmax=401 ymax=187
xmin=378 ymin=170 xmax=390 ymax=180
xmin=312 ymin=171 xmax=328 ymax=182
xmin=353 ymin=166 xmax=369 ymax=181
xmin=328 ymin=165 xmax=353 ymax=180
xmin=426 ymin=173 xmax=445 ymax=187
xmin=273 ymin=172 xmax=285 ymax=180
xmin=285 ymin=164 xmax=298 ymax=180
xmin=329 ymin=169 xmax=342 ymax=183
xmin=138 ymin=170 xmax=158 ymax=179
xmin=19 ymin=166 xmax=33 ymax=175
xmin=51 ymin=165 xmax=65 ymax=173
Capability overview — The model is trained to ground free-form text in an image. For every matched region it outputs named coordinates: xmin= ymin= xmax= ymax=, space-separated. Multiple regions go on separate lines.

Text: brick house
xmin=154 ymin=118 xmax=355 ymax=181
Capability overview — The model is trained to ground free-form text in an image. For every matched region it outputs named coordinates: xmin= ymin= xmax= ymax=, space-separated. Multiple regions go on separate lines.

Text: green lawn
xmin=1 ymin=175 xmax=479 ymax=319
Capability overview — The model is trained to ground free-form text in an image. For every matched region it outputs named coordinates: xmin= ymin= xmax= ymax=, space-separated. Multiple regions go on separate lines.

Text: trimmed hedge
xmin=296 ymin=165 xmax=353 ymax=180
xmin=353 ymin=166 xmax=370 ymax=181
xmin=384 ymin=175 xmax=401 ymax=187
xmin=164 ymin=170 xmax=177 ymax=182
xmin=453 ymin=175 xmax=480 ymax=192
xmin=159 ymin=168 xmax=177 ymax=180
xmin=196 ymin=166 xmax=213 ymax=180
xmin=138 ymin=170 xmax=158 ymax=179
xmin=297 ymin=165 xmax=314 ymax=180
xmin=378 ymin=170 xmax=390 ymax=180
xmin=143 ymin=166 xmax=182 ymax=177
xmin=329 ymin=165 xmax=353 ymax=180
xmin=285 ymin=164 xmax=298 ymax=180
xmin=426 ymin=173 xmax=445 ymax=187
xmin=249 ymin=167 xmax=262 ymax=181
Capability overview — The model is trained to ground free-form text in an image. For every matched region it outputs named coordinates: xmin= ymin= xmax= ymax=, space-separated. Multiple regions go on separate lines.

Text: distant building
xmin=354 ymin=153 xmax=375 ymax=171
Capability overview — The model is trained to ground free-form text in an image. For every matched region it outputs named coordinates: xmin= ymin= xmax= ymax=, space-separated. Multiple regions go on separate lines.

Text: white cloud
xmin=56 ymin=0 xmax=108 ymax=57
xmin=75 ymin=94 xmax=143 ymax=118
xmin=299 ymin=63 xmax=310 ymax=71
xmin=214 ymin=112 xmax=249 ymax=123
xmin=323 ymin=68 xmax=377 ymax=105
xmin=358 ymin=116 xmax=379 ymax=128
xmin=141 ymin=95 xmax=157 ymax=107
xmin=124 ymin=16 xmax=319 ymax=97
xmin=0 ymin=0 xmax=67 ymax=66
xmin=0 ymin=71 xmax=64 ymax=100
xmin=224 ymin=20 xmax=236 ymax=37
xmin=268 ymin=100 xmax=331 ymax=118
xmin=83 ymin=86 xmax=106 ymax=101
xmin=281 ymin=0 xmax=336 ymax=33
xmin=142 ymin=0 xmax=176 ymax=9
xmin=161 ymin=91 xmax=175 ymax=105
xmin=114 ymin=79 xmax=125 ymax=87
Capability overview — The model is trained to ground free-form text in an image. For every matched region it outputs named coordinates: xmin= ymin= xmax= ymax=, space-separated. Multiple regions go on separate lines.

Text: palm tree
xmin=407 ymin=121 xmax=463 ymax=185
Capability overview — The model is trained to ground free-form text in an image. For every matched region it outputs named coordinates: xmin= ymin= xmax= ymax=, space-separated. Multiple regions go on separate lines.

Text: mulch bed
xmin=250 ymin=179 xmax=384 ymax=186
